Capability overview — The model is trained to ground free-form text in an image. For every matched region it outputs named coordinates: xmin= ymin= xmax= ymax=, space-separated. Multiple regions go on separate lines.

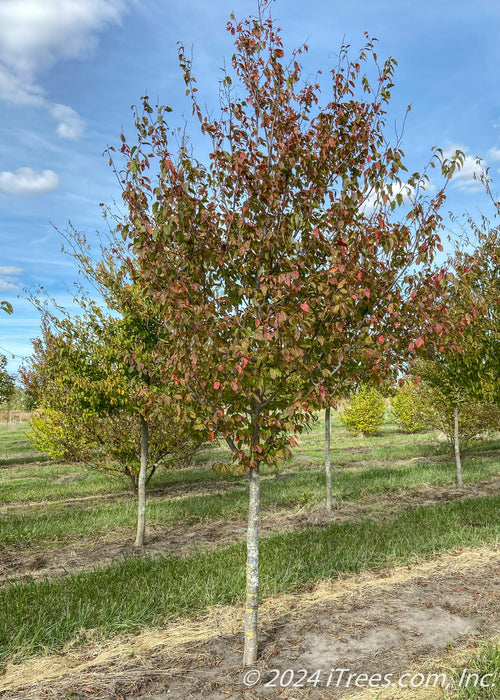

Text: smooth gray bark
xmin=454 ymin=403 xmax=463 ymax=488
xmin=243 ymin=464 xmax=260 ymax=666
xmin=134 ymin=415 xmax=149 ymax=547
xmin=325 ymin=407 xmax=333 ymax=510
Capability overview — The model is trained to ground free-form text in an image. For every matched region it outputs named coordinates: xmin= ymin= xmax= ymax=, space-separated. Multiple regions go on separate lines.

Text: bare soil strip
xmin=1 ymin=545 xmax=498 ymax=699
xmin=1 ymin=477 xmax=499 ymax=585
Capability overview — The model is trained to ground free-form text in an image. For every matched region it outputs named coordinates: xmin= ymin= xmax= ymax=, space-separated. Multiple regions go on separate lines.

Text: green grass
xmin=1 ymin=416 xmax=498 ymax=548
xmin=0 ymin=421 xmax=37 ymax=459
xmin=2 ymin=450 xmax=499 ymax=548
xmin=1 ymin=495 xmax=498 ymax=664
xmin=1 ymin=415 xmax=498 ymax=667
xmin=451 ymin=641 xmax=500 ymax=699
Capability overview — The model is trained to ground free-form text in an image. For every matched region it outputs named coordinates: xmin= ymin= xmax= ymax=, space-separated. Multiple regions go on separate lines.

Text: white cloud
xmin=0 ymin=167 xmax=59 ymax=195
xmin=0 ymin=0 xmax=129 ymax=72
xmin=0 ymin=64 xmax=44 ymax=106
xmin=50 ymin=104 xmax=85 ymax=140
xmin=0 ymin=278 xmax=18 ymax=291
xmin=0 ymin=0 xmax=132 ymax=137
xmin=0 ymin=266 xmax=22 ymax=275
xmin=0 ymin=265 xmax=21 ymax=291
xmin=487 ymin=146 xmax=500 ymax=161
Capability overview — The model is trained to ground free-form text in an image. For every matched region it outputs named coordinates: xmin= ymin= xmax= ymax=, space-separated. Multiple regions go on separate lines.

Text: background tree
xmin=0 ymin=354 xmax=15 ymax=411
xmin=23 ymin=282 xmax=202 ymax=546
xmin=105 ymin=1 xmax=463 ymax=664
xmin=411 ymin=222 xmax=500 ymax=485
xmin=0 ymin=301 xmax=15 ymax=418
xmin=411 ymin=368 xmax=499 ymax=451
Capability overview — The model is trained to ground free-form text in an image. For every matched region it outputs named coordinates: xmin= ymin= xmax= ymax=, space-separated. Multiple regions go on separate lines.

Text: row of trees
xmin=0 ymin=302 xmax=15 ymax=414
xmin=21 ymin=0 xmax=499 ymax=665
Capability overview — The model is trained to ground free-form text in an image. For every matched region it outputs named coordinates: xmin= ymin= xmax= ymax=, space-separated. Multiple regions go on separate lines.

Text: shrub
xmin=390 ymin=382 xmax=425 ymax=433
xmin=338 ymin=385 xmax=386 ymax=437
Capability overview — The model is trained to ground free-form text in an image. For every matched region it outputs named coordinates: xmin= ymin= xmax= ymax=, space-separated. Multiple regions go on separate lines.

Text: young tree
xmin=1 ymin=302 xmax=15 ymax=417
xmin=22 ymin=299 xmax=202 ymax=545
xmin=0 ymin=354 xmax=15 ymax=410
xmin=412 ymin=220 xmax=500 ymax=485
xmin=107 ymin=2 xmax=462 ymax=664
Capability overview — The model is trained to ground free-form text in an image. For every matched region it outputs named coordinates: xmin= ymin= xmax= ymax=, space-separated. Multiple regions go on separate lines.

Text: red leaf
xmin=300 ymin=302 xmax=310 ymax=313
xmin=408 ymin=341 xmax=415 ymax=352
xmin=415 ymin=338 xmax=424 ymax=348
xmin=213 ymin=381 xmax=221 ymax=390
xmin=209 ymin=432 xmax=214 ymax=443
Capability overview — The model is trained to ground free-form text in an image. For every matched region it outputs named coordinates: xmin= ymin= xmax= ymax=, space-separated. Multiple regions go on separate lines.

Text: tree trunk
xmin=243 ymin=464 xmax=260 ymax=666
xmin=134 ymin=415 xmax=149 ymax=547
xmin=325 ymin=406 xmax=333 ymax=510
xmin=454 ymin=403 xmax=463 ymax=488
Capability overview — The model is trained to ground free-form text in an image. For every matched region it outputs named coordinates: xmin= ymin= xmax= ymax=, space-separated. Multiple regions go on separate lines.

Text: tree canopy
xmin=102 ymin=0 xmax=465 ymax=664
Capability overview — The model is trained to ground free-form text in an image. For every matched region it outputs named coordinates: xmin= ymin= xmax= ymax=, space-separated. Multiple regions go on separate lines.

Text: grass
xmin=0 ymin=494 xmax=498 ymax=664
xmin=0 ymin=421 xmax=38 ymax=460
xmin=0 ymin=416 xmax=498 ymax=673
xmin=0 ymin=418 xmax=498 ymax=548
xmin=451 ymin=641 xmax=500 ymax=699
xmin=2 ymin=453 xmax=499 ymax=548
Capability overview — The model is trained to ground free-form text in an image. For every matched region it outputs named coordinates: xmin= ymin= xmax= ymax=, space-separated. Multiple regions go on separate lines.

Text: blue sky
xmin=1 ymin=0 xmax=500 ymax=375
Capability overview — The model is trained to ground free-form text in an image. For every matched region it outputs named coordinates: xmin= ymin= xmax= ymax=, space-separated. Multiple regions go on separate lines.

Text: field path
xmin=0 ymin=545 xmax=498 ymax=699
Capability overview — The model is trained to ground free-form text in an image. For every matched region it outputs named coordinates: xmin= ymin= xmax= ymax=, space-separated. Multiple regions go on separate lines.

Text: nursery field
xmin=0 ymin=416 xmax=499 ymax=699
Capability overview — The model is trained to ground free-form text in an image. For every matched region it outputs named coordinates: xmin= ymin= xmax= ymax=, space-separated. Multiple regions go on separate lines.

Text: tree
xmin=453 ymin=215 xmax=500 ymax=405
xmin=106 ymin=1 xmax=462 ymax=664
xmin=22 ymin=298 xmax=202 ymax=545
xmin=1 ymin=302 xmax=15 ymax=414
xmin=411 ymin=221 xmax=500 ymax=485
xmin=0 ymin=354 xmax=15 ymax=410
